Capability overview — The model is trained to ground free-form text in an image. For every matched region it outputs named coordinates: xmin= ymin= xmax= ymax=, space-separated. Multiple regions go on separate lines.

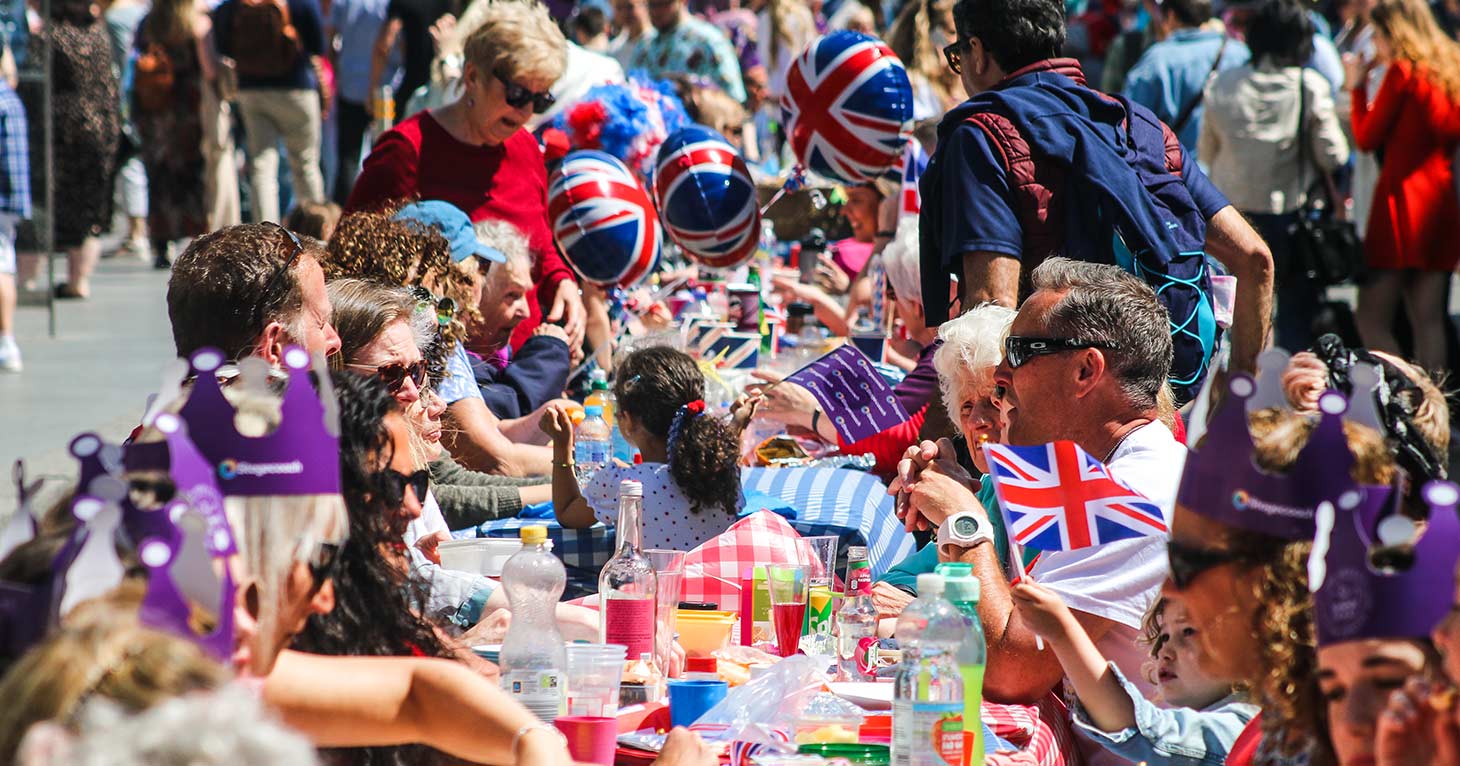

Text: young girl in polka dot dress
xmin=542 ymin=347 xmax=746 ymax=550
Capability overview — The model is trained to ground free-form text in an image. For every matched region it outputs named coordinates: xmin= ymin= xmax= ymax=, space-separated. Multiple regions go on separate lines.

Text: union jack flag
xmin=897 ymin=141 xmax=928 ymax=217
xmin=982 ymin=441 xmax=1168 ymax=552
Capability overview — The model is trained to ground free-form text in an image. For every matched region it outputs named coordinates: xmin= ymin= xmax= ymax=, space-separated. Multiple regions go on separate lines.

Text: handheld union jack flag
xmin=982 ymin=441 xmax=1168 ymax=552
xmin=889 ymin=140 xmax=928 ymax=217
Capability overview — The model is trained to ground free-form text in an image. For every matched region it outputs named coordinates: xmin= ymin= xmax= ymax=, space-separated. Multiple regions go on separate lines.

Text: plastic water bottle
xmin=836 ymin=546 xmax=878 ymax=681
xmin=499 ymin=526 xmax=567 ymax=721
xmin=892 ymin=574 xmax=965 ymax=766
xmin=587 ymin=371 xmax=634 ymax=464
xmin=575 ymin=405 xmax=611 ymax=483
xmin=937 ymin=563 xmax=987 ymax=766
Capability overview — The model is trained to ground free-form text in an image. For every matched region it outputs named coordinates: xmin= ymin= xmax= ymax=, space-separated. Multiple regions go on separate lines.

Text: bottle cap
xmin=619 ymin=479 xmax=644 ymax=498
xmin=916 ymin=573 xmax=945 ymax=597
xmin=590 ymin=369 xmax=609 ymax=389
xmin=584 ymin=405 xmax=603 ymax=417
xmin=686 ymin=656 xmax=717 ymax=673
xmin=936 ymin=563 xmax=981 ymax=604
xmin=520 ymin=525 xmax=547 ymax=544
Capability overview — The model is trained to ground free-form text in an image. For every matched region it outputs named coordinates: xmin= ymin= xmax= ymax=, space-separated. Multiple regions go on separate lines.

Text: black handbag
xmin=1288 ymin=68 xmax=1365 ymax=287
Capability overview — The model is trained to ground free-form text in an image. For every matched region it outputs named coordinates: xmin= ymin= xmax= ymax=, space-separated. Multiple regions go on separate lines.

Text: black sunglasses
xmin=411 ymin=286 xmax=458 ymax=327
xmin=257 ymin=223 xmax=305 ymax=330
xmin=349 ymin=359 xmax=428 ymax=395
xmin=942 ymin=39 xmax=966 ymax=75
xmin=383 ymin=468 xmax=431 ymax=507
xmin=1004 ymin=336 xmax=1120 ymax=369
xmin=308 ymin=541 xmax=342 ymax=589
xmin=495 ymin=68 xmax=555 ymax=114
xmin=1166 ymin=539 xmax=1245 ymax=590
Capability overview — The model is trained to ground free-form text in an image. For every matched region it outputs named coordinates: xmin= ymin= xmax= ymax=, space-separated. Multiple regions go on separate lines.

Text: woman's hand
xmin=816 ymin=252 xmax=852 ymax=294
xmin=1343 ymin=52 xmax=1374 ymax=90
xmin=547 ymin=279 xmax=587 ymax=350
xmin=654 ymin=728 xmax=718 ymax=766
xmin=1377 ymin=678 xmax=1460 ymax=766
xmin=460 ymin=608 xmax=513 ymax=645
xmin=1010 ymin=581 xmax=1078 ymax=645
xmin=414 ymin=530 xmax=451 ymax=565
xmin=750 ymin=381 xmax=820 ymax=431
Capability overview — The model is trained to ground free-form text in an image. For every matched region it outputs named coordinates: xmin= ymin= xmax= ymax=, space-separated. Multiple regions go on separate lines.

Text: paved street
xmin=0 ymin=255 xmax=175 ymax=509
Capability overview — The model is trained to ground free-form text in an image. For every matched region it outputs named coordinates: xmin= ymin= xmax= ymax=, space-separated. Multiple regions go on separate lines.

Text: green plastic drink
xmin=936 ymin=563 xmax=986 ymax=766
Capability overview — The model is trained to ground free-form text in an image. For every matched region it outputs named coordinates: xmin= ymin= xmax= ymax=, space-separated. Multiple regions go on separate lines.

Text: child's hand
xmin=539 ymin=404 xmax=575 ymax=446
xmin=1011 ymin=580 xmax=1077 ymax=644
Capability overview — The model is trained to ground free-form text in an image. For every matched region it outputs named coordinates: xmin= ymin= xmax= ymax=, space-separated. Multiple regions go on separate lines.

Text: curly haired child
xmin=542 ymin=346 xmax=744 ymax=550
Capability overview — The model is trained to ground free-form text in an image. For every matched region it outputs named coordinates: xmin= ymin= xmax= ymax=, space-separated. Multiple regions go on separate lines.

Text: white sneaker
xmin=0 ymin=339 xmax=21 ymax=373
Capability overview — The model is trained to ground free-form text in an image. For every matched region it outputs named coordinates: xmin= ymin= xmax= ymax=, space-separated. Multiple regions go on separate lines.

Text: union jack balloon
xmin=548 ymin=150 xmax=662 ymax=288
xmin=654 ymin=125 xmax=760 ymax=271
xmin=781 ymin=31 xmax=914 ymax=184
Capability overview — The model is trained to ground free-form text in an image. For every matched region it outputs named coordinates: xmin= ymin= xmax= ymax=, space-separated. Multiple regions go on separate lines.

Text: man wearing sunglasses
xmin=169 ymin=223 xmax=342 ymax=365
xmin=921 ymin=0 xmax=1275 ymax=388
xmin=894 ymin=259 xmax=1187 ymax=722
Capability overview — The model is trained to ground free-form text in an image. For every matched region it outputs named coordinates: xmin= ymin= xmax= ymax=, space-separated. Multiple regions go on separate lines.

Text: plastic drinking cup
xmin=768 ymin=564 xmax=809 ymax=657
xmin=565 ymin=644 xmax=627 ymax=718
xmin=645 ymin=550 xmax=686 ymax=678
xmin=667 ymin=679 xmax=729 ymax=728
xmin=553 ymin=716 xmax=618 ymax=765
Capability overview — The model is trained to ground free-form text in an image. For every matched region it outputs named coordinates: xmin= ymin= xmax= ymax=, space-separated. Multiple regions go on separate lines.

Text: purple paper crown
xmin=123 ymin=413 xmax=236 ymax=557
xmin=177 ymin=347 xmax=341 ymax=497
xmin=1177 ymin=374 xmax=1357 ymax=540
xmin=134 ymin=501 xmax=237 ymax=661
xmin=1314 ymin=480 xmax=1460 ymax=646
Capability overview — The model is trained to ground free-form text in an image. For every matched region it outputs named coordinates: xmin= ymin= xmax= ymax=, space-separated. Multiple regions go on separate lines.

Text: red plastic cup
xmin=553 ymin=716 xmax=618 ymax=766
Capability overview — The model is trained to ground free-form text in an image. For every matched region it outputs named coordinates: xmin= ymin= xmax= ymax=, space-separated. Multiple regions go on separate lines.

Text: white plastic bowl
xmin=438 ymin=538 xmax=523 ymax=577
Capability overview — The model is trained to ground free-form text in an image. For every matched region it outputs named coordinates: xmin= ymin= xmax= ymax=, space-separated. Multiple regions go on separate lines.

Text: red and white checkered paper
xmin=984 ymin=693 xmax=1078 ymax=766
xmin=679 ymin=510 xmax=821 ymax=609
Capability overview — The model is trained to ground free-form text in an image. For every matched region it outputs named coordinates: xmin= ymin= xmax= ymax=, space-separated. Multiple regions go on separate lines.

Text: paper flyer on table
xmin=784 ymin=345 xmax=910 ymax=443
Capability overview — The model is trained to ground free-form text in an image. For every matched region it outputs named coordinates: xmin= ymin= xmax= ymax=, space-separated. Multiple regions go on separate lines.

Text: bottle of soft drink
xmin=892 ymin=574 xmax=965 ymax=766
xmin=937 ymin=563 xmax=987 ymax=766
xmin=598 ymin=480 xmax=660 ymax=703
xmin=574 ymin=405 xmax=611 ymax=483
xmin=499 ymin=526 xmax=567 ymax=721
xmin=587 ymin=371 xmax=634 ymax=464
xmin=836 ymin=546 xmax=878 ymax=682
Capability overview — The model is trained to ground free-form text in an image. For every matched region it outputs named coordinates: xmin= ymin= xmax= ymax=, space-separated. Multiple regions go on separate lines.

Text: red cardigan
xmin=1351 ymin=60 xmax=1460 ymax=272
xmin=346 ymin=111 xmax=578 ymax=345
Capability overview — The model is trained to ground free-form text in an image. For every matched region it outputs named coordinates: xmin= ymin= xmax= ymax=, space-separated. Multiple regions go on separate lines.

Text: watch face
xmin=953 ymin=515 xmax=980 ymax=536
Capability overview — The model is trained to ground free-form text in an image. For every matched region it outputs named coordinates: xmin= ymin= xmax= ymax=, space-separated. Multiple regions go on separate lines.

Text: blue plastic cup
xmin=667 ymin=679 xmax=728 ymax=728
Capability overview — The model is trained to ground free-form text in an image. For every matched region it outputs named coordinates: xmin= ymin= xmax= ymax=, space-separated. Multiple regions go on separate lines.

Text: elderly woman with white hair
xmin=753 ymin=219 xmax=954 ymax=479
xmin=346 ymin=0 xmax=587 ymax=354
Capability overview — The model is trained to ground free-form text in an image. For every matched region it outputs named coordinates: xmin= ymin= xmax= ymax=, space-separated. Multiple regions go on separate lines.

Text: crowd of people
xmin=1 ymin=0 xmax=1459 ymax=764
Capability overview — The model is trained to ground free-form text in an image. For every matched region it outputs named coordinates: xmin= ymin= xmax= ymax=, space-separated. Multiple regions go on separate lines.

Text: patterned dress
xmin=132 ymin=20 xmax=208 ymax=243
xmin=47 ymin=16 xmax=121 ymax=248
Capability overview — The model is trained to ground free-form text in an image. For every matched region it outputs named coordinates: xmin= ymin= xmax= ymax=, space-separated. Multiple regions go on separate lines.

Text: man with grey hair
xmin=893 ymin=257 xmax=1183 ymax=713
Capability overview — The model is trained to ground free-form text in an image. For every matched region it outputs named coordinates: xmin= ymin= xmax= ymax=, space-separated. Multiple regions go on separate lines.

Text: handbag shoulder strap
xmin=1171 ymin=35 xmax=1228 ymax=134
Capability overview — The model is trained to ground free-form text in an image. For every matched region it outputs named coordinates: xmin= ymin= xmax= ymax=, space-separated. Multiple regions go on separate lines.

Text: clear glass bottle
xmin=892 ymin=574 xmax=965 ymax=766
xmin=498 ymin=526 xmax=566 ymax=721
xmin=598 ymin=480 xmax=659 ymax=702
xmin=835 ymin=546 xmax=878 ymax=682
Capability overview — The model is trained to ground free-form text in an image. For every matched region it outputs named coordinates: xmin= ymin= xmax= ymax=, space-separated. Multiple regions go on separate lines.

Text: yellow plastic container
xmin=675 ymin=610 xmax=738 ymax=658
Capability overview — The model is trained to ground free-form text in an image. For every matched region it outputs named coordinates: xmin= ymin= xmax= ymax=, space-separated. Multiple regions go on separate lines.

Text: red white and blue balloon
xmin=654 ymin=125 xmax=760 ymax=271
xmin=781 ymin=31 xmax=914 ymax=184
xmin=548 ymin=150 xmax=662 ymax=288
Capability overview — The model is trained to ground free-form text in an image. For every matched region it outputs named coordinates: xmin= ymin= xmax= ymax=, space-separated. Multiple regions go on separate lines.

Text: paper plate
xmin=828 ymin=681 xmax=894 ymax=710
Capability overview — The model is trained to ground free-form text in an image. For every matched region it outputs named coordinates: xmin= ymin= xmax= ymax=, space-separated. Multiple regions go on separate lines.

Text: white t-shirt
xmin=586 ymin=463 xmax=744 ymax=551
xmin=1029 ymin=421 xmax=1185 ymax=702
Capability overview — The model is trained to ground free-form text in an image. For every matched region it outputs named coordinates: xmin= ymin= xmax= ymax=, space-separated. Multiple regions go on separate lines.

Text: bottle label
xmin=575 ymin=440 xmax=610 ymax=465
xmin=501 ymin=670 xmax=563 ymax=722
xmin=846 ymin=562 xmax=873 ymax=596
xmin=604 ymin=597 xmax=655 ymax=658
xmin=894 ymin=700 xmax=963 ymax=766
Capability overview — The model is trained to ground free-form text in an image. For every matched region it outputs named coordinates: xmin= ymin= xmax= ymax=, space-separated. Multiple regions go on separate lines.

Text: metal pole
xmin=41 ymin=0 xmax=53 ymax=338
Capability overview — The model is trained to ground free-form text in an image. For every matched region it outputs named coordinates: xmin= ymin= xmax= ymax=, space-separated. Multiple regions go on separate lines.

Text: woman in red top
xmin=1346 ymin=0 xmax=1460 ymax=373
xmin=345 ymin=0 xmax=585 ymax=350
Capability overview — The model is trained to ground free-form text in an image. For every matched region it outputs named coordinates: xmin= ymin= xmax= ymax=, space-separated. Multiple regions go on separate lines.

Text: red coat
xmin=346 ymin=112 xmax=578 ymax=346
xmin=1351 ymin=60 xmax=1460 ymax=272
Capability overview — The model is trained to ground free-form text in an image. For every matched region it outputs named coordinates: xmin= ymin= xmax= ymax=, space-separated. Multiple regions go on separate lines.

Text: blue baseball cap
xmin=393 ymin=200 xmax=506 ymax=264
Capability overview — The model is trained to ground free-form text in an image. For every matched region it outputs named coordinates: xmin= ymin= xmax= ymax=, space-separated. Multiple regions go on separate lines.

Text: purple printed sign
xmin=785 ymin=345 xmax=910 ymax=443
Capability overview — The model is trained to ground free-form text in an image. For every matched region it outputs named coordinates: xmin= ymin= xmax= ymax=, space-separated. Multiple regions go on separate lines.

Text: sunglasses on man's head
xmin=383 ymin=468 xmax=431 ymax=507
xmin=942 ymin=39 xmax=966 ymax=75
xmin=349 ymin=360 xmax=427 ymax=395
xmin=255 ymin=223 xmax=306 ymax=330
xmin=495 ymin=68 xmax=555 ymax=114
xmin=1003 ymin=335 xmax=1120 ymax=369
xmin=1166 ymin=539 xmax=1246 ymax=590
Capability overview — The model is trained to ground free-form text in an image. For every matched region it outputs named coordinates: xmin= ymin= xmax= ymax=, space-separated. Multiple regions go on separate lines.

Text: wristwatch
xmin=937 ymin=511 xmax=995 ymax=555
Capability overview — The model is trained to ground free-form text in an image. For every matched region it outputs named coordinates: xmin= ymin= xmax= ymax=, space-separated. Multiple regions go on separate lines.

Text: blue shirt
xmin=213 ymin=0 xmax=327 ymax=90
xmin=1307 ymin=26 xmax=1346 ymax=93
xmin=330 ymin=0 xmax=399 ymax=104
xmin=438 ymin=341 xmax=484 ymax=405
xmin=0 ymin=80 xmax=30 ymax=220
xmin=1123 ymin=29 xmax=1250 ymax=158
xmin=1071 ymin=663 xmax=1259 ymax=766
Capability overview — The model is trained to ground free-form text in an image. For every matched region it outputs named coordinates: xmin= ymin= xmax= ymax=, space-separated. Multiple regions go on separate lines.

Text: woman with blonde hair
xmin=1345 ymin=0 xmax=1460 ymax=373
xmin=346 ymin=0 xmax=587 ymax=356
xmin=886 ymin=0 xmax=961 ymax=118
